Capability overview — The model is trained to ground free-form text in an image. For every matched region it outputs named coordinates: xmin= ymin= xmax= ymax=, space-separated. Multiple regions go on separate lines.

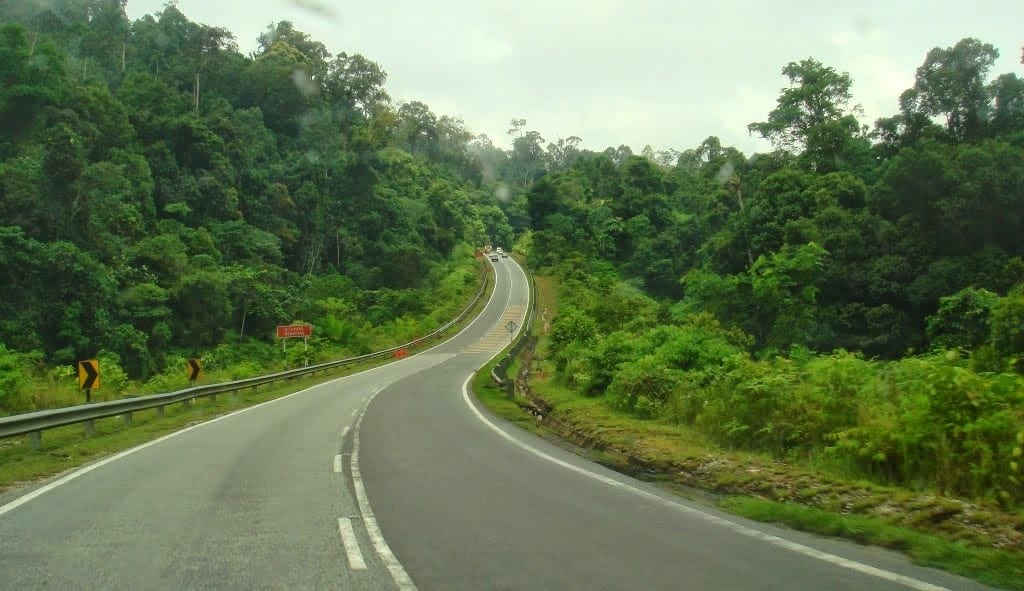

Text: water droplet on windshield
xmin=495 ymin=183 xmax=511 ymax=202
xmin=291 ymin=69 xmax=319 ymax=97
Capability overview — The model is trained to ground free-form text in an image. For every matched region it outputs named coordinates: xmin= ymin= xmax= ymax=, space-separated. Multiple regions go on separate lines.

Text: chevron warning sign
xmin=187 ymin=358 xmax=202 ymax=382
xmin=77 ymin=359 xmax=99 ymax=390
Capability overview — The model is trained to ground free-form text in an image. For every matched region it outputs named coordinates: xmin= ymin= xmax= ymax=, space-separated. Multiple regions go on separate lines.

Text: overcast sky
xmin=126 ymin=0 xmax=1022 ymax=155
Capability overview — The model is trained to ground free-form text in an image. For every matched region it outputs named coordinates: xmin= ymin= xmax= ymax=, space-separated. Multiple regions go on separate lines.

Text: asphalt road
xmin=0 ymin=257 xmax=997 ymax=590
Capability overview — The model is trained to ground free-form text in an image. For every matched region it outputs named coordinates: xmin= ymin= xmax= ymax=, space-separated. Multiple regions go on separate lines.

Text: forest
xmin=1 ymin=2 xmax=1022 ymax=505
xmin=520 ymin=40 xmax=1024 ymax=504
xmin=0 ymin=1 xmax=515 ymax=411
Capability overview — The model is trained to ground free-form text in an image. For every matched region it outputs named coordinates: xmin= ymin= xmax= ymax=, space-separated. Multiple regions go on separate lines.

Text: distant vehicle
xmin=490 ymin=254 xmax=499 ymax=261
xmin=501 ymin=253 xmax=509 ymax=258
xmin=496 ymin=247 xmax=503 ymax=253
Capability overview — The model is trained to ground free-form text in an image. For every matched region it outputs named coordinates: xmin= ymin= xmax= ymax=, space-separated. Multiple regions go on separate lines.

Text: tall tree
xmin=909 ymin=38 xmax=999 ymax=142
xmin=748 ymin=58 xmax=863 ymax=172
xmin=0 ymin=24 xmax=66 ymax=142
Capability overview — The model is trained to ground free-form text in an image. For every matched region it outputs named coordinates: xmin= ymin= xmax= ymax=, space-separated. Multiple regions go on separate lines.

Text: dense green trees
xmin=518 ymin=38 xmax=1024 ymax=359
xmin=2 ymin=4 xmax=1022 ymax=502
xmin=513 ymin=38 xmax=1024 ymax=505
xmin=0 ymin=4 xmax=510 ymax=388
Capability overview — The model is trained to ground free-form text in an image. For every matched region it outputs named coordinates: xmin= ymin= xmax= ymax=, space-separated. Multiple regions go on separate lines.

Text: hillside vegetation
xmin=512 ymin=40 xmax=1024 ymax=508
xmin=0 ymin=3 xmax=510 ymax=412
xmin=2 ymin=4 xmax=1022 ymax=512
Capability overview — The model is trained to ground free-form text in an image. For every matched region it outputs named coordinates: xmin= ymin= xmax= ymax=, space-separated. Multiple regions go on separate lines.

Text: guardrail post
xmin=231 ymin=389 xmax=238 ymax=401
xmin=123 ymin=412 xmax=133 ymax=425
xmin=156 ymin=406 xmax=164 ymax=418
xmin=506 ymin=380 xmax=515 ymax=400
xmin=29 ymin=431 xmax=41 ymax=450
xmin=251 ymin=385 xmax=258 ymax=394
xmin=84 ymin=420 xmax=95 ymax=437
xmin=210 ymin=393 xmax=217 ymax=403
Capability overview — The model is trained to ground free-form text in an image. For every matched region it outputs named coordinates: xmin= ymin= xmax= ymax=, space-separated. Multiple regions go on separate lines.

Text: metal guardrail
xmin=0 ymin=269 xmax=490 ymax=447
xmin=491 ymin=263 xmax=538 ymax=397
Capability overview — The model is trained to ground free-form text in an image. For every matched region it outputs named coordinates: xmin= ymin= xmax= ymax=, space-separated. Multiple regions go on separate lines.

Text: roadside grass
xmin=721 ymin=496 xmax=1024 ymax=590
xmin=0 ymin=265 xmax=496 ymax=495
xmin=470 ymin=269 xmax=1024 ymax=590
xmin=533 ymin=371 xmax=718 ymax=460
xmin=471 ymin=360 xmax=546 ymax=437
xmin=473 ymin=364 xmax=1024 ymax=590
xmin=469 ymin=318 xmax=546 ymax=439
xmin=0 ymin=363 xmax=374 ymax=491
xmin=524 ymin=370 xmax=1024 ymax=589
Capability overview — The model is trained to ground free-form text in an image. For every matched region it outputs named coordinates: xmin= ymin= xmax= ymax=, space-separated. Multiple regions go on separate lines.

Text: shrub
xmin=0 ymin=344 xmax=30 ymax=413
xmin=926 ymin=287 xmax=998 ymax=349
xmin=826 ymin=352 xmax=1024 ymax=503
xmin=607 ymin=355 xmax=684 ymax=418
xmin=582 ymin=331 xmax=642 ymax=396
xmin=990 ymin=286 xmax=1024 ymax=361
xmin=548 ymin=307 xmax=597 ymax=371
xmin=697 ymin=355 xmax=807 ymax=451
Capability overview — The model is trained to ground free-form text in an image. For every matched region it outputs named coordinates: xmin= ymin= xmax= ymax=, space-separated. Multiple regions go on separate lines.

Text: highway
xmin=0 ymin=257 xmax=994 ymax=590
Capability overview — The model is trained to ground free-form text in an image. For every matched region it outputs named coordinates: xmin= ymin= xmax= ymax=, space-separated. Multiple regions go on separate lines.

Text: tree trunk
xmin=194 ymin=73 xmax=200 ymax=110
xmin=121 ymin=42 xmax=127 ymax=73
xmin=732 ymin=179 xmax=754 ymax=265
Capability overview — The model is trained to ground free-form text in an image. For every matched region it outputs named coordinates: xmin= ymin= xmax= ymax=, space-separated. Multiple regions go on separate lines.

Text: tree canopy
xmin=0 ymin=4 xmax=511 ymax=377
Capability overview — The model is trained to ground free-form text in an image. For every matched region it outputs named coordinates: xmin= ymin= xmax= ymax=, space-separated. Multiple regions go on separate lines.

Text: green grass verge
xmin=473 ymin=360 xmax=1024 ymax=590
xmin=530 ymin=373 xmax=716 ymax=461
xmin=0 ymin=268 xmax=495 ymax=494
xmin=720 ymin=496 xmax=1024 ymax=590
xmin=469 ymin=268 xmax=1024 ymax=590
xmin=0 ymin=365 xmax=361 ymax=490
xmin=470 ymin=354 xmax=546 ymax=438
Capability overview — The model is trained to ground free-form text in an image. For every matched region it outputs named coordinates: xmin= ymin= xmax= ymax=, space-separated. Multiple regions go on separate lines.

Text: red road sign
xmin=277 ymin=324 xmax=312 ymax=338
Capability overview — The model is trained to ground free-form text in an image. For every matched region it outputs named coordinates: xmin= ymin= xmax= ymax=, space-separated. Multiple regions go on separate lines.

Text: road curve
xmin=359 ymin=258 xmax=992 ymax=591
xmin=0 ymin=257 xmax=996 ymax=590
xmin=0 ymin=262 xmax=510 ymax=589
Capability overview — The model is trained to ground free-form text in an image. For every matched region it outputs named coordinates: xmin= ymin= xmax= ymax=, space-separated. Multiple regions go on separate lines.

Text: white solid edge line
xmin=459 ymin=261 xmax=948 ymax=591
xmin=0 ymin=268 xmax=503 ymax=520
xmin=337 ymin=517 xmax=368 ymax=570
xmin=333 ymin=454 xmax=344 ymax=473
xmin=460 ymin=376 xmax=946 ymax=591
xmin=350 ymin=400 xmax=417 ymax=591
xmin=0 ymin=374 xmax=352 ymax=519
